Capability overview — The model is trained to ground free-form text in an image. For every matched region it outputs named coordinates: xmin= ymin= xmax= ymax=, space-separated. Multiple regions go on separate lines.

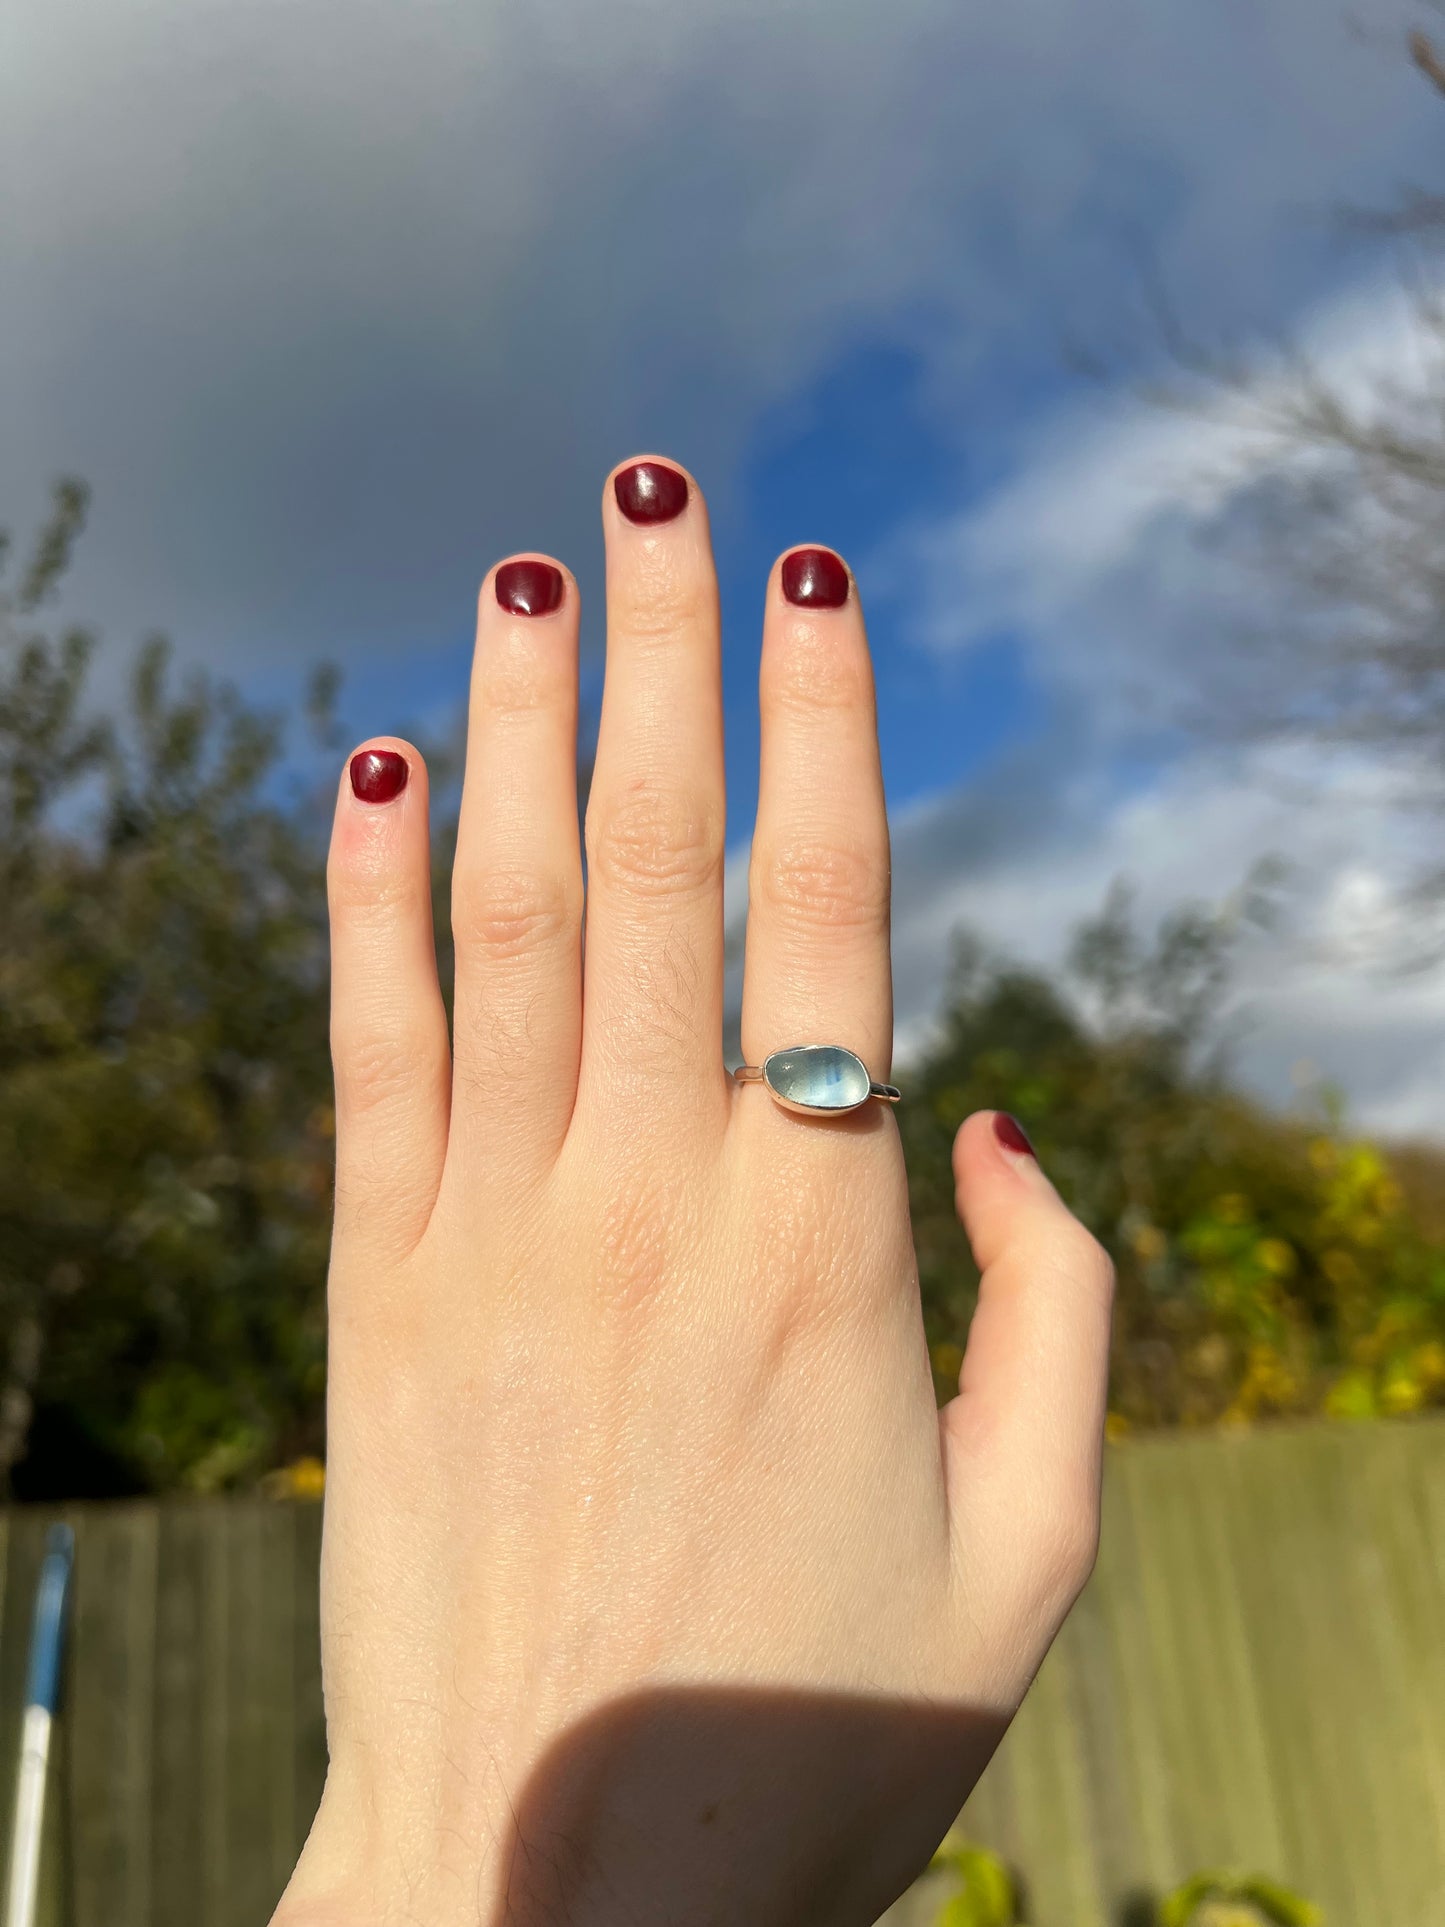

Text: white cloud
xmin=883 ymin=742 xmax=1445 ymax=1138
xmin=898 ymin=277 xmax=1439 ymax=705
xmin=717 ymin=729 xmax=1445 ymax=1136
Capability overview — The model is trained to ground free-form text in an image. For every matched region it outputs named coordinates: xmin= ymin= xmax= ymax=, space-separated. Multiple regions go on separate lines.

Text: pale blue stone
xmin=763 ymin=1045 xmax=871 ymax=1114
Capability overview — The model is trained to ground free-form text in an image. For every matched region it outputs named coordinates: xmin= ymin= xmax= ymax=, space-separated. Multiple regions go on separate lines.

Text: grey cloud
xmin=3 ymin=0 xmax=1438 ymax=677
xmin=881 ymin=723 xmax=1136 ymax=1034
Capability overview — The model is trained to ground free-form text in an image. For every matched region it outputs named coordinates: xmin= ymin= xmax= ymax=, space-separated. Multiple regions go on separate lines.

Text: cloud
xmin=720 ymin=717 xmax=1445 ymax=1137
xmin=867 ymin=274 xmax=1445 ymax=1138
xmin=894 ymin=277 xmax=1440 ymax=719
xmin=880 ymin=740 xmax=1445 ymax=1137
xmin=3 ymin=0 xmax=1437 ymax=671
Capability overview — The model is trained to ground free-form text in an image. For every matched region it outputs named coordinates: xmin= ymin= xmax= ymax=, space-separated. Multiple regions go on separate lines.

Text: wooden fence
xmin=1 ymin=1418 xmax=1442 ymax=1926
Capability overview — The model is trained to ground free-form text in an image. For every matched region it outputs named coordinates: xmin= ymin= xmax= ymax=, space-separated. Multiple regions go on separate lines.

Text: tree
xmin=1158 ymin=22 xmax=1445 ymax=925
xmin=902 ymin=883 xmax=1445 ymax=1429
xmin=0 ymin=481 xmax=338 ymax=1494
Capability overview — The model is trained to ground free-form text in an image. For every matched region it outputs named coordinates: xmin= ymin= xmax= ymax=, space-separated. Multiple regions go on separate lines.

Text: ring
xmin=733 ymin=1045 xmax=901 ymax=1117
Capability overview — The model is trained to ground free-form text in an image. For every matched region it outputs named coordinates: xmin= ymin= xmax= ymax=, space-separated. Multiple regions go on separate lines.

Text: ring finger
xmin=739 ymin=547 xmax=892 ymax=1091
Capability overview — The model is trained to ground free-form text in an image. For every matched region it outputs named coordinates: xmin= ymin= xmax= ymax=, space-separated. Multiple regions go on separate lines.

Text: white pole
xmin=4 ymin=1526 xmax=74 ymax=1927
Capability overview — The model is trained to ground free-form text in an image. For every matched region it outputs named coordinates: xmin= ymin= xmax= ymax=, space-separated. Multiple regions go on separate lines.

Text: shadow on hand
xmin=490 ymin=1683 xmax=1008 ymax=1927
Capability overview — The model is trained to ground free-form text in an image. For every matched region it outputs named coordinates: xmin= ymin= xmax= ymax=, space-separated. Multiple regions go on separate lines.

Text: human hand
xmin=275 ymin=458 xmax=1114 ymax=1927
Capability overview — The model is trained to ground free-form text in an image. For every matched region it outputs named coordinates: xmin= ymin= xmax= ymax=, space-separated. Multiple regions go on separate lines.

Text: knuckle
xmin=1064 ymin=1223 xmax=1116 ymax=1307
xmin=1033 ymin=1214 xmax=1116 ymax=1309
xmin=752 ymin=833 xmax=889 ymax=936
xmin=587 ymin=783 xmax=724 ymax=898
xmin=332 ymin=1024 xmax=437 ymax=1120
xmin=615 ymin=566 xmax=712 ymax=649
xmin=1031 ymin=1496 xmax=1102 ymax=1610
xmin=763 ymin=640 xmax=873 ymax=717
xmin=478 ymin=645 xmax=573 ymax=721
xmin=620 ymin=598 xmax=706 ymax=652
xmin=453 ymin=865 xmax=577 ymax=959
xmin=328 ymin=853 xmax=425 ymax=923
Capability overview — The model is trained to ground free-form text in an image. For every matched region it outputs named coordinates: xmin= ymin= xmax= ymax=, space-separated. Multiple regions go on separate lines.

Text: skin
xmin=273 ymin=458 xmax=1115 ymax=1927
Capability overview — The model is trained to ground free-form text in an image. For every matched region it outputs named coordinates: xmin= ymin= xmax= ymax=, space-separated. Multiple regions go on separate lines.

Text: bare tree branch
xmin=1409 ymin=27 xmax=1445 ymax=96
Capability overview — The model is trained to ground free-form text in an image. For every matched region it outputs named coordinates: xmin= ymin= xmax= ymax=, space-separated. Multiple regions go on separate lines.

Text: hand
xmin=275 ymin=458 xmax=1114 ymax=1927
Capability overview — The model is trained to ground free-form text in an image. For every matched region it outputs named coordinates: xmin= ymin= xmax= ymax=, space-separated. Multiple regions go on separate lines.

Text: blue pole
xmin=4 ymin=1525 xmax=74 ymax=1927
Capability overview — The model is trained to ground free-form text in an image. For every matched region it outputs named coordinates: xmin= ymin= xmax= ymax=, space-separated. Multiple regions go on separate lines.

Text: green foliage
xmin=922 ymin=1847 xmax=1321 ymax=1927
xmin=0 ymin=481 xmax=336 ymax=1494
xmin=928 ymin=1835 xmax=1021 ymax=1927
xmin=903 ymin=884 xmax=1445 ymax=1429
xmin=1160 ymin=1871 xmax=1321 ymax=1927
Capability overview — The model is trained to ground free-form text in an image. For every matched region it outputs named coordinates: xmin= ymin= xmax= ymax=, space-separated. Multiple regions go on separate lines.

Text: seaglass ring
xmin=733 ymin=1044 xmax=901 ymax=1117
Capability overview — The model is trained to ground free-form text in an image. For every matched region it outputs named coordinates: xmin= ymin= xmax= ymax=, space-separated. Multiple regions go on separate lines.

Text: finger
xmin=739 ymin=547 xmax=891 ymax=1086
xmin=941 ymin=1111 xmax=1115 ymax=1632
xmin=328 ymin=741 xmax=450 ymax=1256
xmin=579 ymin=458 xmax=728 ymax=1122
xmin=449 ymin=556 xmax=584 ymax=1169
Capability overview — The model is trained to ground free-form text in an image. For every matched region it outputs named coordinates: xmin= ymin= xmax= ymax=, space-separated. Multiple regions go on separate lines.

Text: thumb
xmin=939 ymin=1111 xmax=1115 ymax=1628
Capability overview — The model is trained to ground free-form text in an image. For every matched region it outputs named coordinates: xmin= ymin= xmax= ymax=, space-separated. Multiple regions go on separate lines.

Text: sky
xmin=5 ymin=0 xmax=1445 ymax=1135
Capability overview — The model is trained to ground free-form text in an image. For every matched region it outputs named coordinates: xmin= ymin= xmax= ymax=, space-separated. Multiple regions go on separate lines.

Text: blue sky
xmin=6 ymin=0 xmax=1445 ymax=1131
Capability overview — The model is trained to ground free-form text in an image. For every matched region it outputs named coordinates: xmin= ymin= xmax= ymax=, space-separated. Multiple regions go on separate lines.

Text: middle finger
xmin=579 ymin=457 xmax=729 ymax=1127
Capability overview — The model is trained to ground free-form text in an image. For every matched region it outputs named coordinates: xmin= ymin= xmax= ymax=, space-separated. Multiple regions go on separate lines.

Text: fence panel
xmin=0 ymin=1419 xmax=1439 ymax=1926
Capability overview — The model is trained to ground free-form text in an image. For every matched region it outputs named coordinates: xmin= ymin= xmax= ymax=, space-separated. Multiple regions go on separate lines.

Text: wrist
xmin=271 ymin=1774 xmax=509 ymax=1927
xmin=273 ymin=1687 xmax=1000 ymax=1927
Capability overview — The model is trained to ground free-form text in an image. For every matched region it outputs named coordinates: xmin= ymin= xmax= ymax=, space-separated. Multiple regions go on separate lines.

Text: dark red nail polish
xmin=781 ymin=548 xmax=850 ymax=609
xmin=349 ymin=749 xmax=409 ymax=805
xmin=994 ymin=1113 xmax=1035 ymax=1159
xmin=496 ymin=559 xmax=564 ymax=617
xmin=613 ymin=461 xmax=689 ymax=525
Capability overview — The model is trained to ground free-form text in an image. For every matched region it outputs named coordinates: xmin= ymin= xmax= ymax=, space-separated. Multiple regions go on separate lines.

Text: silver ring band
xmin=733 ymin=1045 xmax=900 ymax=1117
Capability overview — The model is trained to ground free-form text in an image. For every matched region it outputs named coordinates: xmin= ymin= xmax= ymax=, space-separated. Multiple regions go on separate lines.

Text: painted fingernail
xmin=496 ymin=558 xmax=564 ymax=617
xmin=781 ymin=547 xmax=850 ymax=609
xmin=614 ymin=460 xmax=689 ymax=525
xmin=994 ymin=1113 xmax=1036 ymax=1159
xmin=349 ymin=749 xmax=409 ymax=805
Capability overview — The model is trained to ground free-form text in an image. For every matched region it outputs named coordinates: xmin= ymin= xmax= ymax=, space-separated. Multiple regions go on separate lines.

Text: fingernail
xmin=993 ymin=1113 xmax=1036 ymax=1159
xmin=349 ymin=749 xmax=409 ymax=805
xmin=614 ymin=460 xmax=689 ymax=525
xmin=781 ymin=548 xmax=850 ymax=609
xmin=496 ymin=558 xmax=564 ymax=617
